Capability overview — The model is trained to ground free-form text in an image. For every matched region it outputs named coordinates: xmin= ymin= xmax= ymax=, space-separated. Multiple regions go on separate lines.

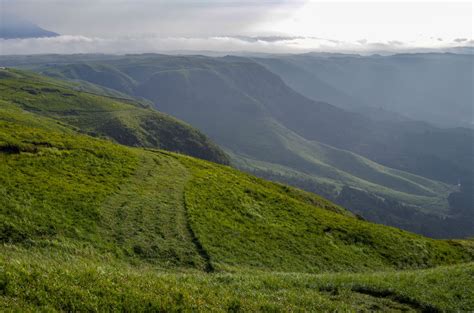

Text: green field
xmin=1 ymin=68 xmax=474 ymax=311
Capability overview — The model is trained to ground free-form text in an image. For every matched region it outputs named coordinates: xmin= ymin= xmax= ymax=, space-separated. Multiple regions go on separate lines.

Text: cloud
xmin=454 ymin=38 xmax=468 ymax=43
xmin=387 ymin=40 xmax=403 ymax=46
xmin=2 ymin=0 xmax=296 ymax=37
xmin=0 ymin=34 xmax=467 ymax=56
xmin=233 ymin=36 xmax=306 ymax=43
xmin=2 ymin=0 xmax=472 ymax=58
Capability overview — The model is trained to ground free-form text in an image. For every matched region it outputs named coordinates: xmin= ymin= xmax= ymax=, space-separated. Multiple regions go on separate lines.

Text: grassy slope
xmin=41 ymin=62 xmax=138 ymax=94
xmin=3 ymin=102 xmax=470 ymax=272
xmin=16 ymin=57 xmax=468 ymax=237
xmin=0 ymin=103 xmax=208 ymax=269
xmin=181 ymin=155 xmax=473 ymax=273
xmin=0 ymin=69 xmax=228 ymax=164
xmin=1 ymin=95 xmax=474 ymax=310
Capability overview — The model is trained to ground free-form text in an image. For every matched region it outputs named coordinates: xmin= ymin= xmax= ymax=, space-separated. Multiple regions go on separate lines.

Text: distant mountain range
xmin=253 ymin=53 xmax=474 ymax=129
xmin=0 ymin=15 xmax=59 ymax=39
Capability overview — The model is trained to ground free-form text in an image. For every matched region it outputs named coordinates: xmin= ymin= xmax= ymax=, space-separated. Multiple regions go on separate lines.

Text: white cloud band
xmin=0 ymin=35 xmax=472 ymax=55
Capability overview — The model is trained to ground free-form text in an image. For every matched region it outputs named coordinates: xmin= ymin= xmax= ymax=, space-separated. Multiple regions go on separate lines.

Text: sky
xmin=1 ymin=0 xmax=473 ymax=54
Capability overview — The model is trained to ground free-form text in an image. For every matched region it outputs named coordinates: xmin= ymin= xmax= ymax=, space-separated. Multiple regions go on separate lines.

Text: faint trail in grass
xmin=182 ymin=199 xmax=215 ymax=273
xmin=154 ymin=151 xmax=215 ymax=273
xmin=351 ymin=287 xmax=440 ymax=313
xmin=100 ymin=150 xmax=208 ymax=270
xmin=320 ymin=285 xmax=440 ymax=313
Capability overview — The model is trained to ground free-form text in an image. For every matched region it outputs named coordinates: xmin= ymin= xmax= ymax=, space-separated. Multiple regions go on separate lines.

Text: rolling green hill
xmin=42 ymin=62 xmax=137 ymax=94
xmin=0 ymin=68 xmax=228 ymax=165
xmin=1 ymin=70 xmax=474 ymax=310
xmin=7 ymin=54 xmax=472 ymax=238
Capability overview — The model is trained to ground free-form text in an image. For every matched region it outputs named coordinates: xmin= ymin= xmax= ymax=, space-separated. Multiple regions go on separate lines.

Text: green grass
xmin=0 ymin=103 xmax=137 ymax=250
xmin=1 ymin=246 xmax=473 ymax=312
xmin=1 ymin=68 xmax=474 ymax=311
xmin=99 ymin=150 xmax=207 ymax=269
xmin=0 ymin=103 xmax=209 ymax=269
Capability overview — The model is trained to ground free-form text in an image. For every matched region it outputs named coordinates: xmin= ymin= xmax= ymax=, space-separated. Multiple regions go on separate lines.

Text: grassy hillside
xmin=2 ymin=101 xmax=472 ymax=272
xmin=9 ymin=54 xmax=472 ymax=238
xmin=0 ymin=68 xmax=228 ymax=164
xmin=42 ymin=62 xmax=138 ymax=94
xmin=1 ymin=85 xmax=474 ymax=310
xmin=182 ymin=155 xmax=474 ymax=273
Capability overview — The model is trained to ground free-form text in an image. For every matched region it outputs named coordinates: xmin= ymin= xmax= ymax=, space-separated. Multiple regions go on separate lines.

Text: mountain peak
xmin=0 ymin=15 xmax=59 ymax=39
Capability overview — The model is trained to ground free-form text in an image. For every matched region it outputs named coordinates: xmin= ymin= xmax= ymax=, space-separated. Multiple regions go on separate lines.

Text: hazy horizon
xmin=1 ymin=0 xmax=472 ymax=55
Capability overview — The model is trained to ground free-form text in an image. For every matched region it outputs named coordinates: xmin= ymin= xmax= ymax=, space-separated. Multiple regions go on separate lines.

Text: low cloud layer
xmin=1 ymin=35 xmax=471 ymax=56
